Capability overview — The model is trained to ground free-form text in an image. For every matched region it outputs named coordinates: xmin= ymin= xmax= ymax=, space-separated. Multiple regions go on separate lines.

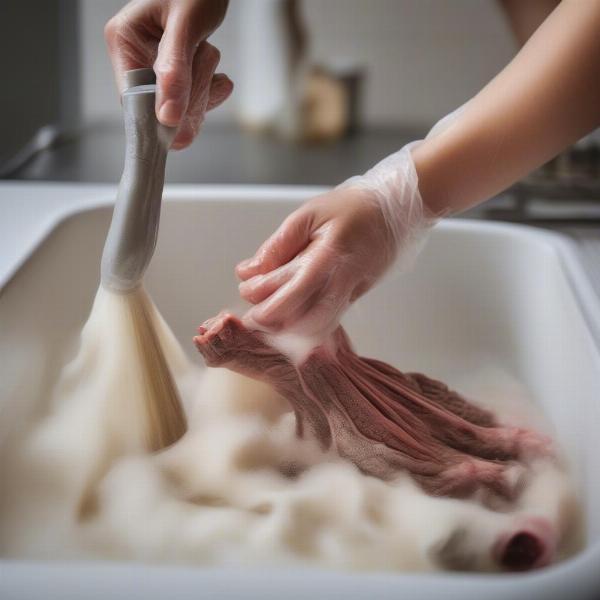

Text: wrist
xmin=339 ymin=143 xmax=438 ymax=268
xmin=411 ymin=140 xmax=451 ymax=219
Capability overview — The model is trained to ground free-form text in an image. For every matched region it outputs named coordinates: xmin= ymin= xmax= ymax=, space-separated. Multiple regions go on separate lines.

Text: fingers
xmin=236 ymin=210 xmax=314 ymax=281
xmin=245 ymin=256 xmax=332 ymax=331
xmin=206 ymin=73 xmax=234 ymax=111
xmin=153 ymin=8 xmax=199 ymax=127
xmin=105 ymin=0 xmax=232 ymax=149
xmin=235 ymin=187 xmax=392 ymax=335
xmin=104 ymin=1 xmax=160 ymax=94
xmin=239 ymin=264 xmax=294 ymax=305
xmin=171 ymin=42 xmax=226 ymax=149
xmin=245 ymin=280 xmax=310 ymax=332
xmin=241 ymin=244 xmax=359 ymax=334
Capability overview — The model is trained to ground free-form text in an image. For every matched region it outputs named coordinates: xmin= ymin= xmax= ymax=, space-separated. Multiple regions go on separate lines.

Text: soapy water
xmin=0 ymin=286 xmax=581 ymax=571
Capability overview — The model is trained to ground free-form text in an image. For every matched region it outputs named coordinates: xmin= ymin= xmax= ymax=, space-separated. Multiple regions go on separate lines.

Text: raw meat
xmin=194 ymin=312 xmax=559 ymax=572
xmin=194 ymin=312 xmax=551 ymax=502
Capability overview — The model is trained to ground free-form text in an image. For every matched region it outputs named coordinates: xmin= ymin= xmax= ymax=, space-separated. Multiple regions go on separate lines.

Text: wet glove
xmin=236 ymin=142 xmax=438 ymax=337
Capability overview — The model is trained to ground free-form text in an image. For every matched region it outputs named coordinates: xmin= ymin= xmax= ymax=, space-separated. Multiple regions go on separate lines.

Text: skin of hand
xmin=412 ymin=0 xmax=600 ymax=215
xmin=238 ymin=0 xmax=600 ymax=336
xmin=236 ymin=187 xmax=396 ymax=334
xmin=105 ymin=0 xmax=233 ymax=149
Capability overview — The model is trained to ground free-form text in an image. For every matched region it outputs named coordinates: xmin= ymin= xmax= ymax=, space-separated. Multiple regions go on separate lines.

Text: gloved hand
xmin=236 ymin=143 xmax=438 ymax=337
xmin=105 ymin=0 xmax=233 ymax=150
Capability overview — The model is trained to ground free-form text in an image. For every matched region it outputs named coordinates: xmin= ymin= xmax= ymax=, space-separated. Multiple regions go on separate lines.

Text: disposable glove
xmin=236 ymin=142 xmax=438 ymax=337
xmin=105 ymin=0 xmax=233 ymax=149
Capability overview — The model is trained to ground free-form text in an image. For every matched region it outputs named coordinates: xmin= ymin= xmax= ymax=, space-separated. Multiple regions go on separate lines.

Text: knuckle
xmin=103 ymin=16 xmax=121 ymax=43
xmin=205 ymin=43 xmax=221 ymax=63
xmin=155 ymin=62 xmax=185 ymax=83
xmin=161 ymin=74 xmax=185 ymax=97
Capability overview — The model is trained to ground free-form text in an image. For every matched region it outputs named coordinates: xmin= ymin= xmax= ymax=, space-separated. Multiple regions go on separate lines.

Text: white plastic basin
xmin=1 ymin=186 xmax=599 ymax=599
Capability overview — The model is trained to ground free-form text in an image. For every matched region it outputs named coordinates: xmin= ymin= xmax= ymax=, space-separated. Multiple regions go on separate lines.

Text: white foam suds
xmin=0 ymin=287 xmax=581 ymax=571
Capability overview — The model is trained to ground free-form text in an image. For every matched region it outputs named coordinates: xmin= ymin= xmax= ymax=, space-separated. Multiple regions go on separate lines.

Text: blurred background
xmin=1 ymin=0 xmax=599 ymax=214
xmin=0 ymin=0 xmax=515 ymax=183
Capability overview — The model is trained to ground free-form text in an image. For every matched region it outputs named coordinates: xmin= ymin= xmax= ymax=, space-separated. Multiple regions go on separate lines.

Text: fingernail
xmin=158 ymin=100 xmax=183 ymax=126
xmin=239 ymin=258 xmax=258 ymax=271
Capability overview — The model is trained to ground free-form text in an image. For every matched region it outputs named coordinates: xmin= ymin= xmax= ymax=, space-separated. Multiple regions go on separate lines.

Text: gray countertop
xmin=7 ymin=122 xmax=418 ymax=185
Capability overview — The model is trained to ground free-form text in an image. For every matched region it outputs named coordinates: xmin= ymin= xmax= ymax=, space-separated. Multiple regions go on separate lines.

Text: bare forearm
xmin=413 ymin=0 xmax=600 ymax=216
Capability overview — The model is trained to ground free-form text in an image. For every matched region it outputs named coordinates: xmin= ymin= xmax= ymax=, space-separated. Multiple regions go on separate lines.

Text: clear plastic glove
xmin=105 ymin=0 xmax=233 ymax=150
xmin=236 ymin=143 xmax=438 ymax=336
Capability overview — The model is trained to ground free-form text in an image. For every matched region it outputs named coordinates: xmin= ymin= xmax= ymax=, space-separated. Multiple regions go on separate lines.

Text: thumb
xmin=153 ymin=11 xmax=197 ymax=127
xmin=236 ymin=209 xmax=313 ymax=281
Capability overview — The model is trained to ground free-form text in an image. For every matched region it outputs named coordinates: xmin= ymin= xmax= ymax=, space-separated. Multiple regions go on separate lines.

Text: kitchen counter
xmin=6 ymin=123 xmax=420 ymax=185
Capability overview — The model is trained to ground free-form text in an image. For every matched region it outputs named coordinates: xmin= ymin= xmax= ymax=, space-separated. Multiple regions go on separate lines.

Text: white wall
xmin=81 ymin=0 xmax=516 ymax=129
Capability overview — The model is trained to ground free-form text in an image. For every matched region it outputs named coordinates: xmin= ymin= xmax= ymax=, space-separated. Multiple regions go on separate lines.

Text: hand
xmin=236 ymin=188 xmax=393 ymax=335
xmin=105 ymin=0 xmax=233 ymax=150
xmin=236 ymin=144 xmax=435 ymax=337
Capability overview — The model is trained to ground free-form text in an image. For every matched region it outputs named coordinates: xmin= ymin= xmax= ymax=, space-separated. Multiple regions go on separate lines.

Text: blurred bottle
xmin=237 ymin=0 xmax=306 ymax=138
xmin=237 ymin=0 xmax=364 ymax=144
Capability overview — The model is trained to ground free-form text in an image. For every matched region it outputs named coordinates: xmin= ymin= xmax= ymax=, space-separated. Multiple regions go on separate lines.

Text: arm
xmin=104 ymin=0 xmax=233 ymax=149
xmin=413 ymin=0 xmax=600 ymax=215
xmin=236 ymin=0 xmax=600 ymax=337
xmin=498 ymin=0 xmax=560 ymax=47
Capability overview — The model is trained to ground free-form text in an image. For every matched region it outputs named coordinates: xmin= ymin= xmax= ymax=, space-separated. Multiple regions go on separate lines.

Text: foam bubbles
xmin=0 ymin=289 xmax=581 ymax=571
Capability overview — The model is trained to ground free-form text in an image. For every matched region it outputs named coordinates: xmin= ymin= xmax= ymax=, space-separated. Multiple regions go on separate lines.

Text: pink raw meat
xmin=194 ymin=312 xmax=557 ymax=571
xmin=194 ymin=312 xmax=550 ymax=502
